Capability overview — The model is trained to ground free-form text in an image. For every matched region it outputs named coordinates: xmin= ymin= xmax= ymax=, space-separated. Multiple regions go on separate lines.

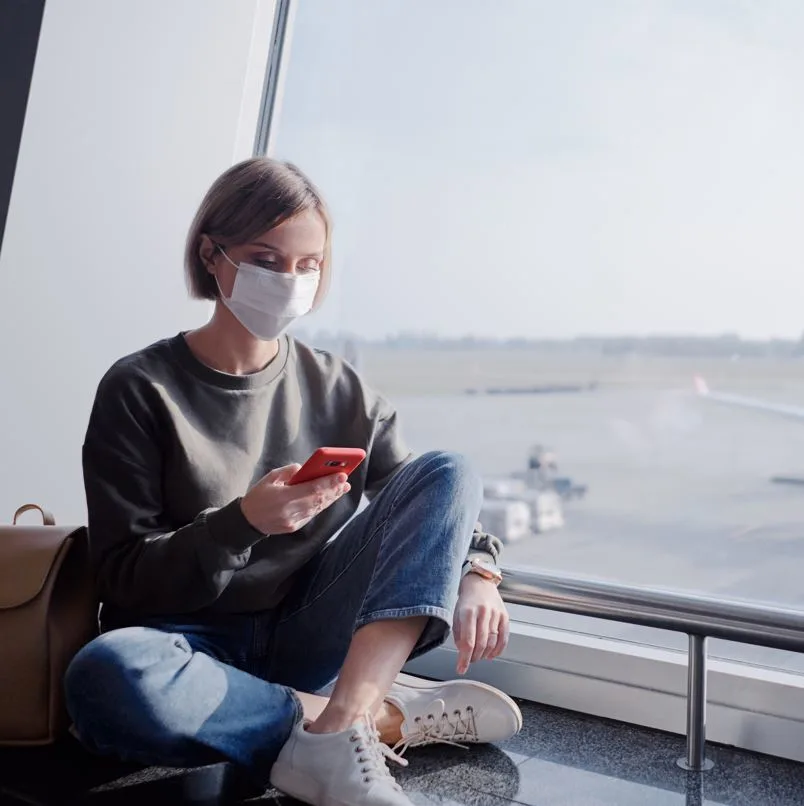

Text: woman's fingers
xmin=480 ymin=611 xmax=500 ymax=661
xmin=455 ymin=578 xmax=512 ymax=671
xmin=485 ymin=610 xmax=510 ymax=660
xmin=282 ymin=478 xmax=350 ymax=529
xmin=263 ymin=463 xmax=302 ymax=484
xmin=455 ymin=609 xmax=475 ymax=674
xmin=471 ymin=606 xmax=491 ymax=665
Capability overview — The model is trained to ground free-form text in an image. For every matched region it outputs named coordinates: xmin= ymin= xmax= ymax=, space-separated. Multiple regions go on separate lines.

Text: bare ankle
xmin=307 ymin=703 xmax=362 ymax=735
xmin=376 ymin=702 xmax=404 ymax=745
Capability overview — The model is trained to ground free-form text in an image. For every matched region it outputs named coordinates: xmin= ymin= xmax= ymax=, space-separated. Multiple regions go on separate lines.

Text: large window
xmin=273 ymin=0 xmax=804 ymax=676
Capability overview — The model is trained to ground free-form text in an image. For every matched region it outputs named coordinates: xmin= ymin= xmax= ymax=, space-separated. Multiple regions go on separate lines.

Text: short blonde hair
xmin=184 ymin=157 xmax=332 ymax=308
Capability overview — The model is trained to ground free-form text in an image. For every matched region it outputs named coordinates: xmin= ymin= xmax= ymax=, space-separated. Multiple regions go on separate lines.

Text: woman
xmin=65 ymin=158 xmax=521 ymax=806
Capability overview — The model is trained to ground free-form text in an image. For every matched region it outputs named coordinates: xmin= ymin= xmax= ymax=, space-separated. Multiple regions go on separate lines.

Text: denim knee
xmin=65 ymin=627 xmax=172 ymax=704
xmin=65 ymin=627 xmax=298 ymax=773
xmin=412 ymin=450 xmax=483 ymax=506
xmin=64 ymin=627 xmax=199 ymax=760
xmin=65 ymin=628 xmax=138 ymax=716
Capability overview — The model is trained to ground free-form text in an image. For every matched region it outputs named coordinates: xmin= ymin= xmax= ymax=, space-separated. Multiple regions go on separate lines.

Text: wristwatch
xmin=461 ymin=557 xmax=503 ymax=586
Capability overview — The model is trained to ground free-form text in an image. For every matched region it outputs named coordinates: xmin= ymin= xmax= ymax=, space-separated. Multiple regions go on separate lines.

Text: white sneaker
xmin=270 ymin=714 xmax=413 ymax=806
xmin=385 ymin=675 xmax=523 ymax=754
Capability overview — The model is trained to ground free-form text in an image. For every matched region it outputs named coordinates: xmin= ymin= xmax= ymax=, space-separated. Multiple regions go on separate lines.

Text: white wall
xmin=0 ymin=0 xmax=277 ymax=524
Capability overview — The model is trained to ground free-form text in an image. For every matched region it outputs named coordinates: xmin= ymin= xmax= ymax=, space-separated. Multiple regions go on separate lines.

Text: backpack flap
xmin=0 ymin=526 xmax=81 ymax=610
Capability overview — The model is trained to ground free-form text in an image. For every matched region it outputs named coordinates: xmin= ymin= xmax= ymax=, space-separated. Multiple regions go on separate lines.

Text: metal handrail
xmin=498 ymin=567 xmax=804 ymax=772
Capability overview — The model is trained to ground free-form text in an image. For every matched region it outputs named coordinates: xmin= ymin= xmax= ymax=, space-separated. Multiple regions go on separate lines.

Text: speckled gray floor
xmin=1 ymin=700 xmax=803 ymax=805
xmin=394 ymin=700 xmax=804 ymax=806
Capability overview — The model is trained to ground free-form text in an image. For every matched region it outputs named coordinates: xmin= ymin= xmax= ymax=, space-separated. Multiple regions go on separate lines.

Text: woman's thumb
xmin=265 ymin=463 xmax=302 ymax=485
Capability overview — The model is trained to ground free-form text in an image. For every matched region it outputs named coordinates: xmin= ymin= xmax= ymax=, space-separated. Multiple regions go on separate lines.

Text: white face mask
xmin=215 ymin=248 xmax=320 ymax=341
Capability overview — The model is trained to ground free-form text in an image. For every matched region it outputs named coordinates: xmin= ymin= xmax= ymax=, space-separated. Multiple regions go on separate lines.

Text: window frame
xmin=260 ymin=1 xmax=804 ymax=764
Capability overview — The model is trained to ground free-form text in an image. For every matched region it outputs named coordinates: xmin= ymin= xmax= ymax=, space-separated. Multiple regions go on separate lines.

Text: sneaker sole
xmin=392 ymin=673 xmax=524 ymax=734
xmin=271 ymin=763 xmax=328 ymax=806
xmin=272 ymin=763 xmax=399 ymax=806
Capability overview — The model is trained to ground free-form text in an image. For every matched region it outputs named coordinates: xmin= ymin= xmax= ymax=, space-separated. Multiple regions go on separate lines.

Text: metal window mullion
xmin=253 ymin=0 xmax=296 ymax=157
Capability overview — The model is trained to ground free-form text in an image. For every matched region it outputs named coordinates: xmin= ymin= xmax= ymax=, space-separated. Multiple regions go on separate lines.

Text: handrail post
xmin=678 ymin=634 xmax=714 ymax=771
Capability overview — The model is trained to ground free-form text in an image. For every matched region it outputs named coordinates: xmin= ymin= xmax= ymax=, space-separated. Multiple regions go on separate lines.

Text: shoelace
xmin=393 ymin=702 xmax=479 ymax=756
xmin=351 ymin=713 xmax=408 ymax=790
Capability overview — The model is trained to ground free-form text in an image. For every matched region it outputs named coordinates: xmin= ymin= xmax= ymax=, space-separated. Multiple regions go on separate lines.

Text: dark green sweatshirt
xmin=83 ymin=334 xmax=501 ymax=618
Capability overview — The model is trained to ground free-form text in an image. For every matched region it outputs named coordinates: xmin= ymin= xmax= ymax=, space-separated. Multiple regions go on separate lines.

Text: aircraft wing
xmin=694 ymin=375 xmax=804 ymax=420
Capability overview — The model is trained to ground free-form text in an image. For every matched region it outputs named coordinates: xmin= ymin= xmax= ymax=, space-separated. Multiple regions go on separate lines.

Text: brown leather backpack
xmin=0 ymin=505 xmax=98 ymax=745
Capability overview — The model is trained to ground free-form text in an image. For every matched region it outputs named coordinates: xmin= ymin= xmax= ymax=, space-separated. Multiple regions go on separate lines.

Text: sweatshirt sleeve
xmin=466 ymin=522 xmax=504 ymax=564
xmin=83 ymin=365 xmax=265 ymax=614
xmin=362 ymin=386 xmax=504 ymax=564
xmin=363 ymin=391 xmax=415 ymax=500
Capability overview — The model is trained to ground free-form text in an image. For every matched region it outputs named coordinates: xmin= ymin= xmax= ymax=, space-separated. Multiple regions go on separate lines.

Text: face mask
xmin=216 ymin=248 xmax=319 ymax=341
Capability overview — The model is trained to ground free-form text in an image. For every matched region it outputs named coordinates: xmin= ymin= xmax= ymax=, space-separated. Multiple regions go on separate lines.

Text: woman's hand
xmin=240 ymin=464 xmax=350 ymax=535
xmin=453 ymin=573 xmax=510 ymax=675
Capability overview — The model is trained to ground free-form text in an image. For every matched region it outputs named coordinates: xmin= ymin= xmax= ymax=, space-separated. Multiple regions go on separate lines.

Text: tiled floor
xmin=1 ymin=700 xmax=803 ymax=805
xmin=397 ymin=701 xmax=804 ymax=806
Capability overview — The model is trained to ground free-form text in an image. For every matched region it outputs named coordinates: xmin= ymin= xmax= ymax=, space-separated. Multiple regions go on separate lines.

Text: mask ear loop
xmin=214 ymin=243 xmax=239 ymax=268
xmin=212 ymin=243 xmax=238 ymax=299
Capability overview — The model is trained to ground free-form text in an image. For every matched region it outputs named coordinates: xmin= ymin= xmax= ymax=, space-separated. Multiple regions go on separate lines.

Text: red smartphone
xmin=288 ymin=447 xmax=367 ymax=486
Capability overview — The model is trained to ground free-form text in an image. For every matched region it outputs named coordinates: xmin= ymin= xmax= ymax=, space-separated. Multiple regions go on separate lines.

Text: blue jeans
xmin=64 ymin=452 xmax=482 ymax=784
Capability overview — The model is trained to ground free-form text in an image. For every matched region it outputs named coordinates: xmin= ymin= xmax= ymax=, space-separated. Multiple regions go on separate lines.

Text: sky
xmin=274 ymin=0 xmax=804 ymax=340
